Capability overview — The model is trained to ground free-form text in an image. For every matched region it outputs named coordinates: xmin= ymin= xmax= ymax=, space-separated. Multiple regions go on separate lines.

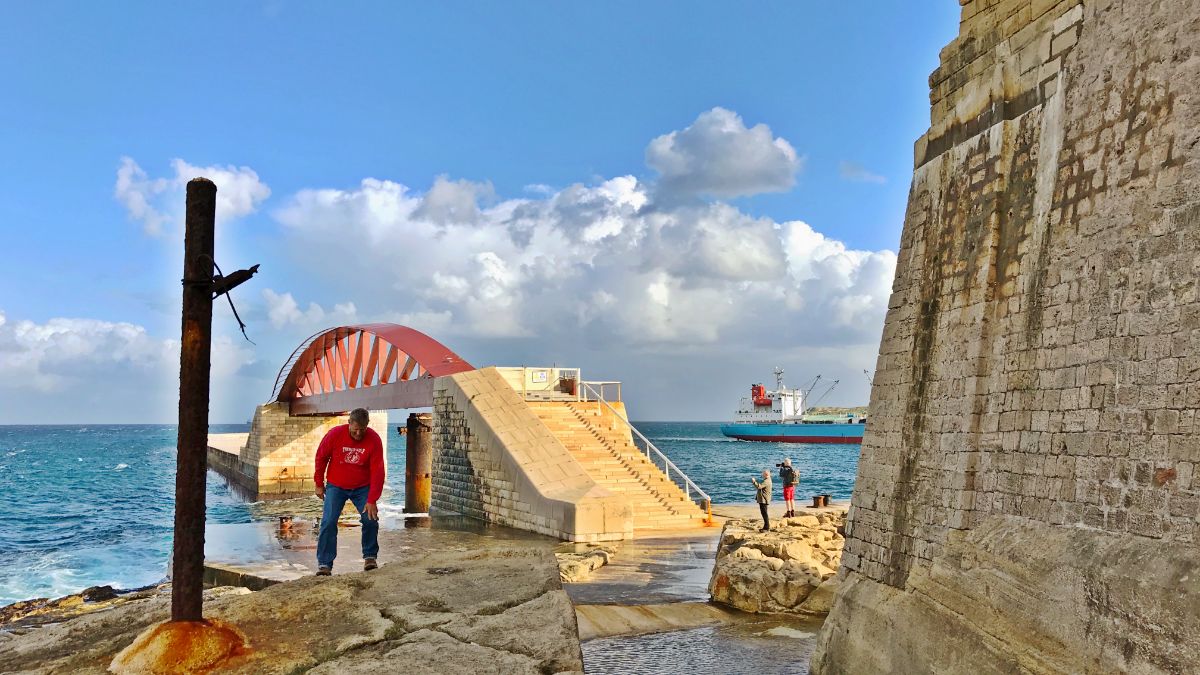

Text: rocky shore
xmin=708 ymin=507 xmax=846 ymax=614
xmin=0 ymin=544 xmax=583 ymax=674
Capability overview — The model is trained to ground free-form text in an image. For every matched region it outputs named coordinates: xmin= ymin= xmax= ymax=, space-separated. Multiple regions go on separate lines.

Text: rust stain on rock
xmin=109 ymin=618 xmax=251 ymax=675
xmin=1153 ymin=468 xmax=1176 ymax=487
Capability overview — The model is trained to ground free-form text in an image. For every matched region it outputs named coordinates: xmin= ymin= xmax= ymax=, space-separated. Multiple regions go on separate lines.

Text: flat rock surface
xmin=575 ymin=602 xmax=736 ymax=640
xmin=0 ymin=538 xmax=582 ymax=675
xmin=564 ymin=532 xmax=720 ymax=605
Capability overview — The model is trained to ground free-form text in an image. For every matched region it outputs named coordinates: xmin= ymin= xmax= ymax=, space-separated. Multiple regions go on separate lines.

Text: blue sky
xmin=0 ymin=2 xmax=960 ymax=423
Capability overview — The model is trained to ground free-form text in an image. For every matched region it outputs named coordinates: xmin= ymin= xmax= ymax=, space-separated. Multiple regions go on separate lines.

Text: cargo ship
xmin=719 ymin=369 xmax=866 ymax=444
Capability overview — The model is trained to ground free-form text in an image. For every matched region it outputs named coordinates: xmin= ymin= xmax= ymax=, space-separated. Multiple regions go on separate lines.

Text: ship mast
xmin=774 ymin=367 xmax=785 ymax=422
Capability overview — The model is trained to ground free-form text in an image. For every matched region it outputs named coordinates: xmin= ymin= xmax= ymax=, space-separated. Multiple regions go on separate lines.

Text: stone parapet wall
xmin=921 ymin=0 xmax=1086 ymax=165
xmin=816 ymin=1 xmax=1200 ymax=672
xmin=432 ymin=368 xmax=632 ymax=541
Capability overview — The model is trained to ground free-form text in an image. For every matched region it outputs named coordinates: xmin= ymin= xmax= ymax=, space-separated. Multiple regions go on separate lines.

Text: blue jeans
xmin=317 ymin=484 xmax=379 ymax=569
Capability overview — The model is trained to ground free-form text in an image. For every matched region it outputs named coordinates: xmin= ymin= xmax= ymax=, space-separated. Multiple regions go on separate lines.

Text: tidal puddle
xmin=583 ymin=614 xmax=822 ymax=674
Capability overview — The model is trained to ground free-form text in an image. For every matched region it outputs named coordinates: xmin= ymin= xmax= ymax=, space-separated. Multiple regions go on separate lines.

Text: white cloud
xmin=115 ymin=158 xmax=171 ymax=235
xmin=839 ymin=161 xmax=887 ymax=184
xmin=270 ymin=110 xmax=894 ymax=351
xmin=412 ymin=176 xmax=495 ymax=225
xmin=646 ymin=107 xmax=802 ymax=199
xmin=7 ymin=107 xmax=899 ymax=422
xmin=275 ymin=178 xmax=426 ymax=244
xmin=0 ymin=315 xmax=174 ymax=392
xmin=262 ymin=289 xmax=358 ymax=329
xmin=114 ymin=157 xmax=271 ymax=236
xmin=0 ymin=313 xmax=262 ymax=394
xmin=0 ymin=310 xmax=262 ymax=422
xmin=523 ymin=183 xmax=555 ymax=196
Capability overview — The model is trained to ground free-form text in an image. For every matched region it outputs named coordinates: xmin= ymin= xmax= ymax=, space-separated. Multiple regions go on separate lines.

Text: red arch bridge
xmin=269 ymin=323 xmax=475 ymax=415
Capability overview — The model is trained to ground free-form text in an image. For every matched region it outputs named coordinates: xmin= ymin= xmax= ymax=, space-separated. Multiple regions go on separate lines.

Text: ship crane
xmin=806 ymin=381 xmax=844 ymax=408
xmin=803 ymin=375 xmax=822 ymax=401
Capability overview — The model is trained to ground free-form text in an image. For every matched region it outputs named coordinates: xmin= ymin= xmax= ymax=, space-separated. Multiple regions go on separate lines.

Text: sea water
xmin=633 ymin=421 xmax=860 ymax=505
xmin=0 ymin=422 xmax=859 ymax=606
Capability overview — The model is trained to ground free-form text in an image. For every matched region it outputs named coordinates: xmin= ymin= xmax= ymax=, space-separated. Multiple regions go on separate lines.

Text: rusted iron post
xmin=172 ymin=178 xmax=216 ymax=622
xmin=405 ymin=412 xmax=432 ymax=514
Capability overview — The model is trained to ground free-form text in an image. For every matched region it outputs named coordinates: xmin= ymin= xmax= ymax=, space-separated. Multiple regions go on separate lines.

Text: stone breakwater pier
xmin=209 ymin=351 xmax=712 ymax=542
xmin=813 ymin=1 xmax=1200 ymax=672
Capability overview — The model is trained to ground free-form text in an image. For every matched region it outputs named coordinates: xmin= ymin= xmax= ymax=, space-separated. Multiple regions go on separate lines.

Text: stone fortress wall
xmin=814 ymin=1 xmax=1200 ymax=672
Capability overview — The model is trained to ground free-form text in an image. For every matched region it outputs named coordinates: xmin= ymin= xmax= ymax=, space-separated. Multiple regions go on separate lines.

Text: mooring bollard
xmin=405 ymin=412 xmax=432 ymax=514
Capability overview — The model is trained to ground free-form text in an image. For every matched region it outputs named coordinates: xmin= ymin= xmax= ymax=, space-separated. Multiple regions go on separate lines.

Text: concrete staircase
xmin=529 ymin=401 xmax=708 ymax=530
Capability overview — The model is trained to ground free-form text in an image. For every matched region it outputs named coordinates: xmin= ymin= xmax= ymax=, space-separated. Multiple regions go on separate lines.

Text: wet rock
xmin=0 ymin=583 xmax=173 ymax=632
xmin=709 ymin=509 xmax=846 ymax=614
xmin=80 ymin=586 xmax=118 ymax=602
xmin=556 ymin=544 xmax=617 ymax=582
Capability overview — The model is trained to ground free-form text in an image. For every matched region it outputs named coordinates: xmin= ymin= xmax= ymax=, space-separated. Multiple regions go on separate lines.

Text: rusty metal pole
xmin=405 ymin=412 xmax=432 ymax=514
xmin=172 ymin=178 xmax=216 ymax=622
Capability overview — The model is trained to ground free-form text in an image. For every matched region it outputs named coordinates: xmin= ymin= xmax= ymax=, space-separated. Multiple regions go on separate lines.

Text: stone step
xmin=530 ymin=401 xmax=707 ymax=522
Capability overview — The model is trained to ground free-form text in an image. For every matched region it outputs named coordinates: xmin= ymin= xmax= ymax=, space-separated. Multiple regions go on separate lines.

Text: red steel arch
xmin=271 ymin=323 xmax=475 ymax=415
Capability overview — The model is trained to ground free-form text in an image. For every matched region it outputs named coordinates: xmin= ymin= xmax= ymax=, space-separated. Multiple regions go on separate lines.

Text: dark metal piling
xmin=172 ymin=178 xmax=216 ymax=622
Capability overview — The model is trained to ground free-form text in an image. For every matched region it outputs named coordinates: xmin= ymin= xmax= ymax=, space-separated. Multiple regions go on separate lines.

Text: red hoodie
xmin=313 ymin=424 xmax=385 ymax=504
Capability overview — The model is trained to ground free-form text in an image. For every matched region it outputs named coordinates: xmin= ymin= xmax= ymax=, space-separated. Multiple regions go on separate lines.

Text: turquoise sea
xmin=0 ymin=422 xmax=859 ymax=606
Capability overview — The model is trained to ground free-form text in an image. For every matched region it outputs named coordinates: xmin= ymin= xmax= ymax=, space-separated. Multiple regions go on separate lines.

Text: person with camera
xmin=777 ymin=458 xmax=799 ymax=518
xmin=751 ymin=470 xmax=773 ymax=531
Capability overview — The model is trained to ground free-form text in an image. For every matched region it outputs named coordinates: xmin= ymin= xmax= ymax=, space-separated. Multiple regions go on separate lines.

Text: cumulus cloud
xmin=271 ymin=107 xmax=895 ymax=352
xmin=412 ymin=176 xmax=495 ymax=225
xmin=0 ymin=310 xmax=263 ymax=422
xmin=839 ymin=161 xmax=886 ymax=184
xmin=646 ymin=107 xmax=802 ymax=199
xmin=0 ymin=313 xmax=260 ymax=393
xmin=0 ymin=315 xmax=174 ymax=392
xmin=5 ymin=107 xmax=896 ymax=421
xmin=114 ymin=157 xmax=271 ymax=235
xmin=262 ymin=289 xmax=358 ymax=329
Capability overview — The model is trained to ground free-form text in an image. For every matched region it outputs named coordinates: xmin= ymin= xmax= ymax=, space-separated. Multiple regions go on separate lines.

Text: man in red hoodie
xmin=314 ymin=407 xmax=386 ymax=575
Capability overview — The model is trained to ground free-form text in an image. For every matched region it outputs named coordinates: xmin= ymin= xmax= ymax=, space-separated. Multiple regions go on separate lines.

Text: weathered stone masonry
xmin=815 ymin=1 xmax=1200 ymax=673
xmin=432 ymin=368 xmax=632 ymax=542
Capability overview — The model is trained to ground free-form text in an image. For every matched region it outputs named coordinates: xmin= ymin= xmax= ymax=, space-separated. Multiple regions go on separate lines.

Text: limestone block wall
xmin=814 ymin=1 xmax=1200 ymax=672
xmin=432 ymin=367 xmax=633 ymax=542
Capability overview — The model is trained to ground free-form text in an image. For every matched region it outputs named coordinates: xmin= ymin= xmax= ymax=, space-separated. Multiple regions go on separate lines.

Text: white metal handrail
xmin=579 ymin=381 xmax=711 ymax=513
xmin=577 ymin=380 xmax=621 ymax=403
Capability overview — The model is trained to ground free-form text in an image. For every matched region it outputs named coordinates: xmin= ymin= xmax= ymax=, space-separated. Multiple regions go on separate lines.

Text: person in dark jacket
xmin=779 ymin=458 xmax=799 ymax=518
xmin=751 ymin=470 xmax=772 ymax=531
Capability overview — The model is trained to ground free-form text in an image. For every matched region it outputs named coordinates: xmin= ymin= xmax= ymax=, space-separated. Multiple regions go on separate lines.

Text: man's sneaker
xmin=363 ymin=558 xmax=378 ymax=571
xmin=316 ymin=566 xmax=332 ymax=576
